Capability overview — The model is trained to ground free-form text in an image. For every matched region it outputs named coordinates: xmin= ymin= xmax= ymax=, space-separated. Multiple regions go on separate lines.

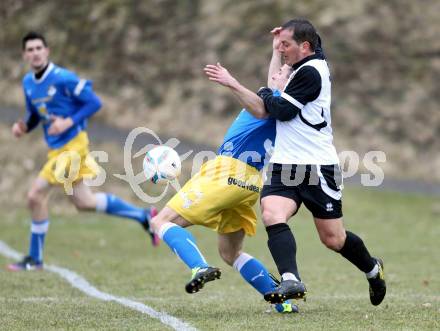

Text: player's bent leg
xmin=261 ymin=195 xmax=297 ymax=227
xmin=221 ymin=230 xmax=298 ymax=313
xmin=71 ymin=181 xmax=160 ymax=246
xmin=150 ymin=206 xmax=192 ymax=233
xmin=70 ymin=180 xmax=97 ymax=211
xmin=8 ymin=177 xmax=51 ymax=271
xmin=313 ymin=217 xmax=346 ymax=251
xmin=27 ymin=177 xmax=51 ymax=220
xmin=261 ymin=196 xmax=306 ymax=303
xmin=314 ymin=217 xmax=386 ymax=306
xmin=151 ymin=207 xmax=220 ymax=294
xmin=217 ymin=229 xmax=245 ymax=266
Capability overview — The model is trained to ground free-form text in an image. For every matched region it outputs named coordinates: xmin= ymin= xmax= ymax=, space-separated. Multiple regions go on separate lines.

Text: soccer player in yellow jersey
xmin=150 ymin=64 xmax=299 ymax=313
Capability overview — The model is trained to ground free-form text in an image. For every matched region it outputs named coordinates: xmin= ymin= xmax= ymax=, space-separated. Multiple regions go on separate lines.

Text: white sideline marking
xmin=0 ymin=240 xmax=197 ymax=331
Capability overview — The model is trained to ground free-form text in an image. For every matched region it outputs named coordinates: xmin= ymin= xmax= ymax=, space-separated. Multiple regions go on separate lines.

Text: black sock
xmin=338 ymin=231 xmax=376 ymax=273
xmin=266 ymin=223 xmax=301 ymax=281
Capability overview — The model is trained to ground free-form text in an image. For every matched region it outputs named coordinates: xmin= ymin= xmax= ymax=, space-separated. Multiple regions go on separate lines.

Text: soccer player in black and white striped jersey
xmin=204 ymin=19 xmax=386 ymax=307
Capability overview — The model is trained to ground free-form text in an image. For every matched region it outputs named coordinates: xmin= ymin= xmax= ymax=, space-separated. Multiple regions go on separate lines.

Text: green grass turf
xmin=0 ymin=187 xmax=439 ymax=330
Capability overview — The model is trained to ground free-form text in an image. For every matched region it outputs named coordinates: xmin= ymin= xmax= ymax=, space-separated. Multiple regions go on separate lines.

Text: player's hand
xmin=271 ymin=26 xmax=282 ymax=51
xmin=48 ymin=115 xmax=73 ymax=135
xmin=12 ymin=119 xmax=27 ymax=138
xmin=204 ymin=63 xmax=238 ymax=88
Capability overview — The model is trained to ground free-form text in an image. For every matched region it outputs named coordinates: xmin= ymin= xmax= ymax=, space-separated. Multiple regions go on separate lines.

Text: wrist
xmin=229 ymin=78 xmax=241 ymax=90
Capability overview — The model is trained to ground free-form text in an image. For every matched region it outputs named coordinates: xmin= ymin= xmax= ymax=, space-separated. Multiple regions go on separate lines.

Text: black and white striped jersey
xmin=258 ymin=53 xmax=339 ymax=165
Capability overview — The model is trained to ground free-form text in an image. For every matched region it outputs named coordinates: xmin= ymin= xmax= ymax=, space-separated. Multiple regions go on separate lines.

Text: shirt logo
xmin=48 ymin=85 xmax=57 ymax=96
xmin=250 ymin=270 xmax=265 ymax=282
xmin=37 ymin=104 xmax=50 ymax=122
xmin=38 ymin=104 xmax=47 ymax=115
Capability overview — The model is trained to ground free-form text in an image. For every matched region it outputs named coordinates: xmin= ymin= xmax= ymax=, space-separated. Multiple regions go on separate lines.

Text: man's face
xmin=278 ymin=29 xmax=306 ymax=66
xmin=23 ymin=39 xmax=49 ymax=72
xmin=271 ymin=64 xmax=293 ymax=89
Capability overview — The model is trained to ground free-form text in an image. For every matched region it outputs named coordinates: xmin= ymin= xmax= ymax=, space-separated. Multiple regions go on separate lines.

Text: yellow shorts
xmin=39 ymin=131 xmax=99 ymax=185
xmin=167 ymin=156 xmax=262 ymax=236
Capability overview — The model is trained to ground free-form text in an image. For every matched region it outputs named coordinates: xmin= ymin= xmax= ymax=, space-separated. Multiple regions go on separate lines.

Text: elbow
xmin=88 ymin=96 xmax=102 ymax=116
xmin=254 ymin=102 xmax=269 ymax=118
xmin=93 ymin=96 xmax=102 ymax=112
xmin=254 ymin=110 xmax=268 ymax=119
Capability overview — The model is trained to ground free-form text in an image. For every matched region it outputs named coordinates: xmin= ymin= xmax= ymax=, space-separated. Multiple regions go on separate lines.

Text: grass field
xmin=0 ymin=187 xmax=439 ymax=330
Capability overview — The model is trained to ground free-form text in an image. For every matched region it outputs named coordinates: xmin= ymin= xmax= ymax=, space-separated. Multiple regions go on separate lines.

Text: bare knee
xmin=320 ymin=232 xmax=346 ymax=251
xmin=262 ymin=209 xmax=274 ymax=226
xmin=261 ymin=196 xmax=297 ymax=227
xmin=150 ymin=207 xmax=186 ymax=234
xmin=27 ymin=190 xmax=45 ymax=210
xmin=218 ymin=246 xmax=240 ymax=266
xmin=150 ymin=215 xmax=164 ymax=234
xmin=71 ymin=196 xmax=95 ymax=211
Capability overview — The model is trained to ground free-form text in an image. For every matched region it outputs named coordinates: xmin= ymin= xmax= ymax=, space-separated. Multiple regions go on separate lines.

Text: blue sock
xmin=233 ymin=253 xmax=293 ymax=312
xmin=233 ymin=252 xmax=276 ymax=295
xmin=159 ymin=223 xmax=209 ymax=270
xmin=95 ymin=193 xmax=145 ymax=224
xmin=29 ymin=220 xmax=49 ymax=264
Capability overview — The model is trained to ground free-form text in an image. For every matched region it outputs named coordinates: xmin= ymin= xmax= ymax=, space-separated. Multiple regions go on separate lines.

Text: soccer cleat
xmin=274 ymin=301 xmax=299 ymax=314
xmin=268 ymin=274 xmax=300 ymax=313
xmin=185 ymin=266 xmax=221 ymax=294
xmin=368 ymin=258 xmax=386 ymax=306
xmin=264 ymin=279 xmax=307 ymax=304
xmin=142 ymin=207 xmax=160 ymax=247
xmin=7 ymin=256 xmax=43 ymax=272
xmin=269 ymin=272 xmax=281 ymax=285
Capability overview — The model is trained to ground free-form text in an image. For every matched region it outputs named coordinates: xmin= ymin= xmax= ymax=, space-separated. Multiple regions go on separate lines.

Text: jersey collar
xmin=292 ymin=53 xmax=324 ymax=70
xmin=33 ymin=62 xmax=55 ymax=84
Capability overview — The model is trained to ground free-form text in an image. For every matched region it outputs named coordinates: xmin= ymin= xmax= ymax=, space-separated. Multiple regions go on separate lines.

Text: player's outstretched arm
xmin=267 ymin=27 xmax=283 ymax=89
xmin=204 ymin=63 xmax=267 ymax=118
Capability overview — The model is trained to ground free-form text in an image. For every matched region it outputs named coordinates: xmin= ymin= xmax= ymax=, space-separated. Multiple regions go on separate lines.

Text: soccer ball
xmin=143 ymin=145 xmax=182 ymax=184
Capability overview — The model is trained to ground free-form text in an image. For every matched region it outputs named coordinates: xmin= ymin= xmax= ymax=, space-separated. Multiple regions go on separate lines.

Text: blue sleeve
xmin=23 ymin=87 xmax=40 ymax=132
xmin=63 ymin=72 xmax=102 ymax=125
xmin=70 ymin=92 xmax=102 ymax=125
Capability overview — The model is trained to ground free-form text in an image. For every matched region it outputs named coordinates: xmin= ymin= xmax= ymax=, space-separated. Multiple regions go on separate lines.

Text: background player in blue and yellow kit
xmin=8 ymin=32 xmax=158 ymax=271
xmin=150 ymin=64 xmax=298 ymax=313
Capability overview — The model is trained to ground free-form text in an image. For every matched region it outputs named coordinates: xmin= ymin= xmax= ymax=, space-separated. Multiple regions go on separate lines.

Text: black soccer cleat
xmin=7 ymin=255 xmax=43 ymax=272
xmin=264 ymin=279 xmax=307 ymax=304
xmin=268 ymin=273 xmax=300 ymax=313
xmin=185 ymin=266 xmax=221 ymax=294
xmin=368 ymin=258 xmax=386 ymax=306
xmin=269 ymin=272 xmax=281 ymax=286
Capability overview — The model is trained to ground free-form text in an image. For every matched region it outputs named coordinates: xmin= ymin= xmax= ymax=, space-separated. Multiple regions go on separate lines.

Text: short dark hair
xmin=22 ymin=31 xmax=48 ymax=50
xmin=281 ymin=19 xmax=318 ymax=51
